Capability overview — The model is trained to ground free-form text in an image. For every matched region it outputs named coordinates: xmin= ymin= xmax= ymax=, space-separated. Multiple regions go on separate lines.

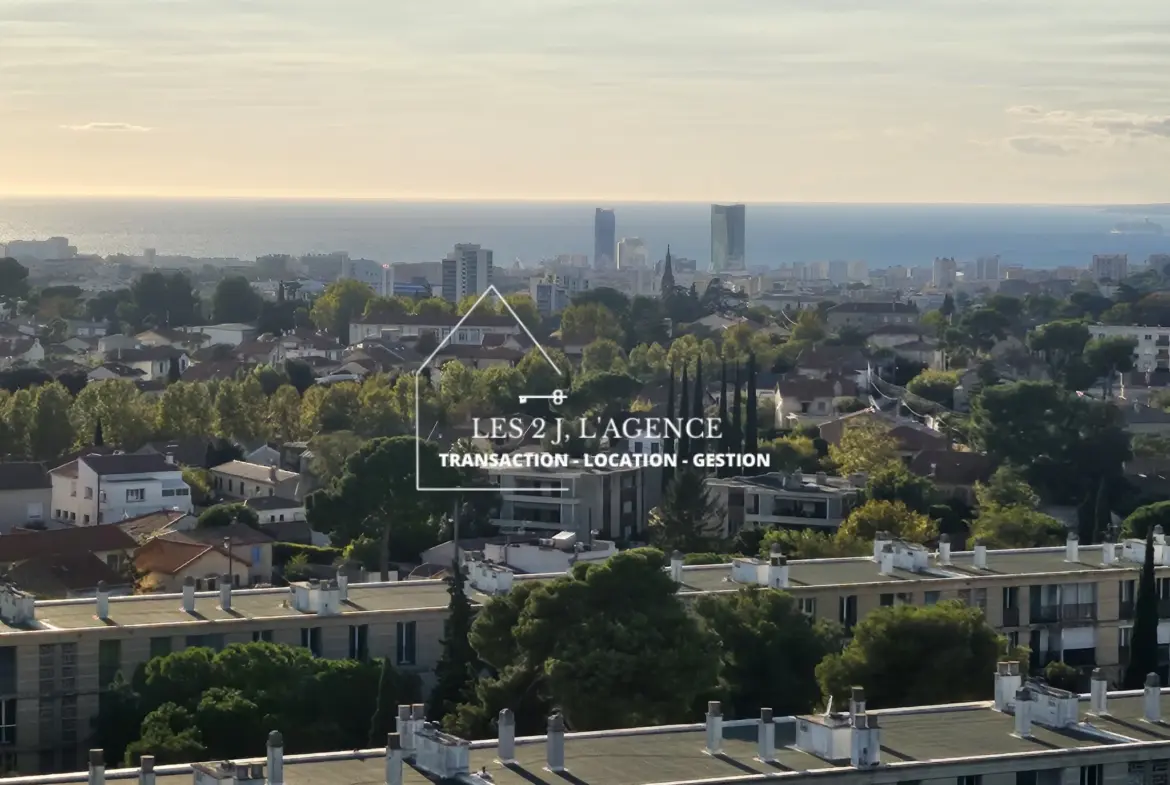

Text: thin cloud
xmin=1007 ymin=136 xmax=1075 ymax=156
xmin=1006 ymin=105 xmax=1170 ymax=142
xmin=61 ymin=121 xmax=152 ymax=132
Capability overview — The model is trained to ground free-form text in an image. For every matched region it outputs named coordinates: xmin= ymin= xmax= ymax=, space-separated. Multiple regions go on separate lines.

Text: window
xmin=301 ymin=627 xmax=322 ymax=657
xmin=0 ymin=648 xmax=15 ymax=694
xmin=161 ymin=489 xmax=175 ymax=497
xmin=126 ymin=488 xmax=145 ymax=502
xmin=175 ymin=488 xmax=189 ymax=496
xmin=98 ymin=640 xmax=122 ymax=687
xmin=798 ymin=597 xmax=816 ymax=617
xmin=186 ymin=634 xmax=224 ymax=651
xmin=350 ymin=625 xmax=369 ymax=661
xmin=1080 ymin=765 xmax=1102 ymax=785
xmin=397 ymin=621 xmax=417 ymax=666
xmin=26 ymin=502 xmax=43 ymax=521
xmin=61 ymin=695 xmax=77 ymax=744
xmin=1018 ymin=772 xmax=1037 ymax=785
xmin=84 ymin=487 xmax=93 ymax=500
xmin=924 ymin=591 xmax=941 ymax=605
xmin=880 ymin=593 xmax=894 ymax=607
xmin=251 ymin=546 xmax=261 ymax=564
xmin=252 ymin=630 xmax=273 ymax=643
xmin=0 ymin=698 xmax=15 ymax=744
xmin=838 ymin=595 xmax=858 ymax=629
xmin=959 ymin=777 xmax=982 ymax=785
xmin=149 ymin=637 xmax=172 ymax=660
xmin=106 ymin=554 xmax=119 ymax=569
xmin=83 ymin=515 xmax=90 ymax=524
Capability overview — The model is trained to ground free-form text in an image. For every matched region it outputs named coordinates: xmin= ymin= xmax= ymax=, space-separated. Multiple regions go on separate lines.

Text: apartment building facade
xmin=49 ymin=454 xmax=193 ymax=525
xmin=1087 ymin=324 xmax=1170 ymax=373
xmin=706 ymin=471 xmax=864 ymax=538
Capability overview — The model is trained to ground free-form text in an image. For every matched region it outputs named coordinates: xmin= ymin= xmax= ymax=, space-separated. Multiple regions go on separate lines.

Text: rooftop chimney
xmin=816 ymin=471 xmax=828 ymax=486
xmin=850 ymin=687 xmax=866 ymax=718
xmin=1065 ymin=532 xmax=1080 ymax=563
xmin=385 ymin=733 xmax=403 ymax=785
xmin=88 ymin=749 xmax=104 ymax=785
xmin=938 ymin=534 xmax=951 ymax=566
xmin=1145 ymin=673 xmax=1161 ymax=723
xmin=670 ymin=550 xmax=683 ymax=583
xmin=1090 ymin=669 xmax=1109 ymax=716
xmin=410 ymin=704 xmax=425 ymax=750
xmin=1102 ymin=536 xmax=1115 ymax=566
xmin=1014 ymin=687 xmax=1033 ymax=737
xmin=396 ymin=705 xmax=415 ymax=755
xmin=266 ymin=732 xmax=283 ymax=785
xmin=767 ymin=546 xmax=789 ymax=589
xmin=757 ymin=708 xmax=776 ymax=763
xmin=336 ymin=568 xmax=348 ymax=602
xmin=96 ymin=580 xmax=109 ymax=620
xmin=1157 ymin=525 xmax=1166 ymax=546
xmin=139 ymin=756 xmax=155 ymax=785
xmin=705 ymin=701 xmax=723 ymax=756
xmin=878 ymin=544 xmax=894 ymax=576
xmin=546 ymin=714 xmax=566 ymax=773
xmin=872 ymin=531 xmax=891 ymax=562
xmin=994 ymin=662 xmax=1022 ymax=711
xmin=220 ymin=574 xmax=232 ymax=612
xmin=497 ymin=709 xmax=516 ymax=764
xmin=182 ymin=576 xmax=196 ymax=613
xmin=269 ymin=465 xmax=278 ymax=483
xmin=850 ymin=712 xmax=880 ymax=768
xmin=973 ymin=538 xmax=987 ymax=569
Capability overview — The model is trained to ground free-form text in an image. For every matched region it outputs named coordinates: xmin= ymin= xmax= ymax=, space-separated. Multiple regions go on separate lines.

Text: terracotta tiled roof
xmin=0 ymin=462 xmax=50 ymax=491
xmin=908 ymin=449 xmax=995 ymax=486
xmin=117 ymin=510 xmax=194 ymax=543
xmin=134 ymin=534 xmax=250 ymax=576
xmin=4 ymin=552 xmax=129 ymax=596
xmin=211 ymin=460 xmax=298 ymax=484
xmin=0 ymin=523 xmax=137 ymax=563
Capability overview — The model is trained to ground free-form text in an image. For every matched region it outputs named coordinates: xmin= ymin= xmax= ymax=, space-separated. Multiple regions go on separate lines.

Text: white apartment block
xmin=1087 ymin=325 xmax=1170 ymax=372
xmin=441 ymin=244 xmax=493 ymax=303
xmin=341 ymin=257 xmax=395 ymax=296
xmin=933 ymin=256 xmax=958 ymax=289
xmin=49 ymin=453 xmax=193 ymax=525
xmin=529 ymin=269 xmax=590 ymax=316
xmin=1092 ymin=254 xmax=1129 ymax=283
xmin=616 ymin=237 xmax=649 ymax=269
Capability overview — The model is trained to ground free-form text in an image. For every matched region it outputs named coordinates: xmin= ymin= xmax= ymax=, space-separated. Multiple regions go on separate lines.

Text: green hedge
xmin=273 ymin=542 xmax=343 ymax=567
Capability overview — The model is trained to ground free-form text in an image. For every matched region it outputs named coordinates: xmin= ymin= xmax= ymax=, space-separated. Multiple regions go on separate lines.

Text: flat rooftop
xmin=678 ymin=544 xmax=1154 ymax=593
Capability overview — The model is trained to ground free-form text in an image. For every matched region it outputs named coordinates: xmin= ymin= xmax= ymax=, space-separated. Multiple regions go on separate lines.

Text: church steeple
xmin=660 ymin=245 xmax=675 ymax=299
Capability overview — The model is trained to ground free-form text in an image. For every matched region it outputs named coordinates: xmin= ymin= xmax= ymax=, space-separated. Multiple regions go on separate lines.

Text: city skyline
xmin=1 ymin=0 xmax=1168 ymax=203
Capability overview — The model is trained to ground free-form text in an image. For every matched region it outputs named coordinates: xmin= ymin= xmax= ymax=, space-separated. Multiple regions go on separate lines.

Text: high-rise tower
xmin=710 ymin=204 xmax=746 ymax=272
xmin=593 ymin=208 xmax=616 ymax=270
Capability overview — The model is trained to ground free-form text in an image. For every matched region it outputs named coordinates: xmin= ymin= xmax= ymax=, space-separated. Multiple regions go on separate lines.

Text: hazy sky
xmin=1 ymin=0 xmax=1168 ymax=202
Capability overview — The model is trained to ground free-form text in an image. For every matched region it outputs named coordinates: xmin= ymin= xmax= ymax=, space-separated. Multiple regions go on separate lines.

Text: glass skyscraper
xmin=593 ymin=208 xmax=616 ymax=270
xmin=710 ymin=204 xmax=746 ymax=272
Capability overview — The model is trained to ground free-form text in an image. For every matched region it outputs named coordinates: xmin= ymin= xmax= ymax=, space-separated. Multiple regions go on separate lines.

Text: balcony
xmin=1031 ymin=606 xmax=1061 ymax=624
xmin=1121 ymin=600 xmax=1135 ymax=620
xmin=1159 ymin=599 xmax=1170 ymax=619
xmin=1002 ymin=607 xmax=1020 ymax=627
xmin=1061 ymin=603 xmax=1097 ymax=622
xmin=491 ymin=518 xmax=566 ymax=532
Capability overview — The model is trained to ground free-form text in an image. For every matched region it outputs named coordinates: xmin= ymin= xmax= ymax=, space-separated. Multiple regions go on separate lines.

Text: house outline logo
xmin=413 ymin=284 xmax=565 ymax=492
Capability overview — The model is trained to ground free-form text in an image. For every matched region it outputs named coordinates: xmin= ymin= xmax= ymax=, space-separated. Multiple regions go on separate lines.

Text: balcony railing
xmin=1031 ymin=606 xmax=1061 ymax=624
xmin=1159 ymin=598 xmax=1170 ymax=619
xmin=1002 ymin=607 xmax=1020 ymax=627
xmin=1121 ymin=600 xmax=1135 ymax=620
xmin=1061 ymin=603 xmax=1097 ymax=622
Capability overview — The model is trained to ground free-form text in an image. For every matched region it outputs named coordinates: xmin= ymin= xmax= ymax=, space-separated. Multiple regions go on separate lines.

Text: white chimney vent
xmin=1014 ymin=687 xmax=1033 ymax=737
xmin=1102 ymin=537 xmax=1116 ymax=566
xmin=973 ymin=539 xmax=987 ymax=569
xmin=266 ymin=732 xmax=283 ymax=785
xmin=757 ymin=708 xmax=776 ymax=763
xmin=336 ymin=568 xmax=349 ymax=602
xmin=1065 ymin=532 xmax=1080 ymax=563
xmin=994 ymin=661 xmax=1022 ymax=711
xmin=219 ymin=574 xmax=232 ymax=612
xmin=938 ymin=534 xmax=951 ymax=566
xmin=139 ymin=755 xmax=155 ymax=785
xmin=670 ymin=550 xmax=684 ymax=583
xmin=497 ymin=709 xmax=516 ymax=764
xmin=414 ymin=721 xmax=470 ymax=779
xmin=878 ymin=544 xmax=894 ymax=575
xmin=546 ymin=714 xmax=566 ymax=773
xmin=705 ymin=701 xmax=723 ymax=755
xmin=88 ymin=749 xmax=104 ymax=785
xmin=1090 ymin=669 xmax=1109 ymax=716
xmin=872 ymin=531 xmax=891 ymax=562
xmin=385 ymin=733 xmax=403 ymax=785
xmin=317 ymin=580 xmax=341 ymax=615
xmin=396 ymin=705 xmax=415 ymax=756
xmin=1157 ymin=525 xmax=1166 ymax=545
xmin=767 ymin=546 xmax=789 ymax=589
xmin=1145 ymin=673 xmax=1161 ymax=723
xmin=96 ymin=581 xmax=109 ymax=620
xmin=467 ymin=560 xmax=515 ymax=595
xmin=182 ymin=576 xmax=196 ymax=613
xmin=849 ymin=712 xmax=880 ymax=768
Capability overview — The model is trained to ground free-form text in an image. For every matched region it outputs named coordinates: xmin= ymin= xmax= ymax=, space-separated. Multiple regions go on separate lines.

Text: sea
xmin=1 ymin=199 xmax=1169 ymax=270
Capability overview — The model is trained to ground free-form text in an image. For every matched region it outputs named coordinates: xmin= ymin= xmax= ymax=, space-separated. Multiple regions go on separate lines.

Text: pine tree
xmin=663 ymin=363 xmax=676 ymax=491
xmin=647 ymin=468 xmax=719 ymax=553
xmin=744 ymin=353 xmax=759 ymax=464
xmin=1125 ymin=526 xmax=1159 ymax=689
xmin=678 ymin=364 xmax=691 ymax=462
xmin=731 ymin=364 xmax=743 ymax=454
xmin=94 ymin=419 xmax=104 ymax=447
xmin=691 ymin=356 xmax=704 ymax=459
xmin=427 ymin=561 xmax=478 ymax=727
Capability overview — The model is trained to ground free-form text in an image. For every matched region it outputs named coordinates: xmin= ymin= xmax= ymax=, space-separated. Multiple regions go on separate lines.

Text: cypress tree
xmin=678 ymin=364 xmax=691 ymax=463
xmin=1093 ymin=477 xmax=1111 ymax=543
xmin=744 ymin=352 xmax=759 ymax=464
xmin=167 ymin=357 xmax=182 ymax=385
xmin=691 ymin=356 xmax=704 ymax=459
xmin=663 ymin=363 xmax=676 ymax=491
xmin=717 ymin=358 xmax=729 ymax=455
xmin=731 ymin=364 xmax=743 ymax=455
xmin=368 ymin=656 xmax=394 ymax=746
xmin=426 ymin=561 xmax=478 ymax=727
xmin=94 ymin=419 xmax=104 ymax=447
xmin=1125 ymin=525 xmax=1160 ymax=689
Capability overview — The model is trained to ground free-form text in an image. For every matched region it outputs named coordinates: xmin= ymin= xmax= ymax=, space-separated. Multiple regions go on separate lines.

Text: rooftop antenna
xmin=823 ymin=696 xmax=834 ymax=717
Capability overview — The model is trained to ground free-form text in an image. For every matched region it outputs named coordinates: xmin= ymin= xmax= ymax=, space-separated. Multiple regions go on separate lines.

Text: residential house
xmin=233 ymin=337 xmax=281 ymax=365
xmin=0 ymin=462 xmax=51 ymax=534
xmin=908 ymin=449 xmax=995 ymax=504
xmin=431 ymin=344 xmax=523 ymax=371
xmin=348 ymin=313 xmax=523 ymax=347
xmin=180 ymin=323 xmax=257 ymax=347
xmin=422 ymin=532 xmax=618 ymax=575
xmin=891 ymin=339 xmax=945 ymax=370
xmin=210 ymin=460 xmax=302 ymax=501
xmin=0 ymin=523 xmax=138 ymax=597
xmin=102 ymin=346 xmax=189 ymax=381
xmin=96 ymin=334 xmax=139 ymax=353
xmin=87 ymin=362 xmax=145 ymax=382
xmin=64 ymin=320 xmax=107 ymax=338
xmin=133 ymin=532 xmax=252 ymax=592
xmin=706 ymin=471 xmax=865 ymax=538
xmin=1121 ymin=403 xmax=1170 ymax=437
xmin=134 ymin=438 xmax=215 ymax=468
xmin=181 ymin=359 xmax=257 ymax=382
xmin=136 ymin=328 xmax=210 ymax=352
xmin=775 ymin=376 xmax=859 ymax=426
xmin=117 ymin=509 xmax=198 ymax=544
xmin=182 ymin=522 xmax=275 ymax=585
xmin=279 ymin=329 xmax=344 ymax=361
xmin=866 ymin=323 xmax=934 ymax=351
xmin=237 ymin=442 xmax=281 ymax=467
xmin=53 ymin=336 xmax=99 ymax=358
xmin=244 ymin=495 xmax=306 ymax=525
xmin=791 ymin=345 xmax=870 ymax=386
xmin=49 ymin=453 xmax=193 ymax=525
xmin=339 ymin=340 xmax=424 ymax=376
xmin=0 ymin=336 xmax=44 ymax=368
xmin=824 ymin=301 xmax=919 ymax=333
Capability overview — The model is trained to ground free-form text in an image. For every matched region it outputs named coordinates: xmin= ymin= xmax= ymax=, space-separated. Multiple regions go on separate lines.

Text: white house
xmin=348 ymin=314 xmax=522 ymax=347
xmin=1087 ymin=324 xmax=1170 ymax=373
xmin=97 ymin=334 xmax=140 ymax=354
xmin=0 ymin=337 xmax=44 ymax=368
xmin=49 ymin=453 xmax=193 ymax=525
xmin=103 ymin=346 xmax=190 ymax=381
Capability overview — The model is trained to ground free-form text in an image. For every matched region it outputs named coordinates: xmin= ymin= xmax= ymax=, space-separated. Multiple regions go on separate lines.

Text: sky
xmin=0 ymin=0 xmax=1169 ymax=203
